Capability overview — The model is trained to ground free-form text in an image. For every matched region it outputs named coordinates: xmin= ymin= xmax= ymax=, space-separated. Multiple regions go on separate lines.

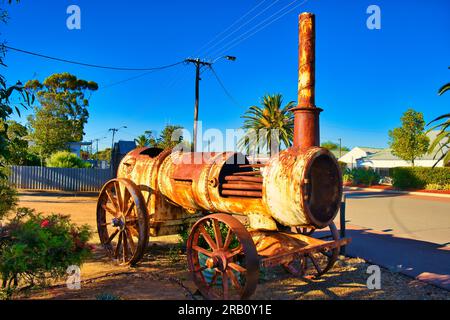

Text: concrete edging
xmin=344 ymin=186 xmax=450 ymax=199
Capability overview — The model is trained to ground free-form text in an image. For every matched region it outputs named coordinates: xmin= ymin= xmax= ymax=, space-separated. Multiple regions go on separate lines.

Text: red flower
xmin=40 ymin=220 xmax=50 ymax=228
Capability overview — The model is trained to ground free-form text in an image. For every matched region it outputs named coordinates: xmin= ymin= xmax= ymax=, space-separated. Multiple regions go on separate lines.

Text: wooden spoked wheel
xmin=187 ymin=214 xmax=259 ymax=300
xmin=96 ymin=178 xmax=149 ymax=265
xmin=285 ymin=222 xmax=340 ymax=278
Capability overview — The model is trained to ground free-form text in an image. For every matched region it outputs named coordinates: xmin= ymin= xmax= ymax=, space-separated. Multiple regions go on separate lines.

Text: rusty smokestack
xmin=291 ymin=12 xmax=322 ymax=148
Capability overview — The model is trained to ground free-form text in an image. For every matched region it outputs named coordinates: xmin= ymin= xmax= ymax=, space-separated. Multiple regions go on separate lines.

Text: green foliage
xmin=156 ymin=125 xmax=185 ymax=149
xmin=239 ymin=94 xmax=294 ymax=153
xmin=94 ymin=148 xmax=111 ymax=162
xmin=0 ymin=208 xmax=92 ymax=295
xmin=321 ymin=141 xmax=350 ymax=152
xmin=388 ymin=109 xmax=430 ymax=166
xmin=46 ymin=151 xmax=91 ymax=168
xmin=0 ymin=177 xmax=17 ymax=220
xmin=427 ymin=72 xmax=450 ymax=166
xmin=25 ymin=73 xmax=98 ymax=159
xmin=390 ymin=167 xmax=450 ymax=190
xmin=135 ymin=134 xmax=150 ymax=148
xmin=344 ymin=168 xmax=380 ymax=186
xmin=1 ymin=120 xmax=40 ymax=165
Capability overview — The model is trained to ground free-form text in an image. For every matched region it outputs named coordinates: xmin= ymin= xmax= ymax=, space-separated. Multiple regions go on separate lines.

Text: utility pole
xmin=109 ymin=126 xmax=127 ymax=171
xmin=185 ymin=58 xmax=211 ymax=152
xmin=185 ymin=56 xmax=236 ymax=152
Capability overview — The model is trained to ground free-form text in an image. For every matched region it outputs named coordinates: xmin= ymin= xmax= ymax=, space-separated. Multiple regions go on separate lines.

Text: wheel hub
xmin=112 ymin=217 xmax=125 ymax=229
xmin=206 ymin=252 xmax=228 ymax=272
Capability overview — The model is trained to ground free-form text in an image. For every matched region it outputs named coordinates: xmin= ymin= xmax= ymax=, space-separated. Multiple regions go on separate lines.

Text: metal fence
xmin=8 ymin=166 xmax=113 ymax=192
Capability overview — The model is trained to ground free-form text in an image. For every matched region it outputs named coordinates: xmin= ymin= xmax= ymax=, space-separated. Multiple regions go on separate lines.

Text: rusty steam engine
xmin=96 ymin=12 xmax=351 ymax=300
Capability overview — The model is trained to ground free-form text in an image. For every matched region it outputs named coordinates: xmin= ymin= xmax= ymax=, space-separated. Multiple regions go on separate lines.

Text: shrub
xmin=0 ymin=179 xmax=17 ymax=221
xmin=344 ymin=168 xmax=380 ymax=186
xmin=391 ymin=167 xmax=450 ymax=190
xmin=0 ymin=208 xmax=92 ymax=297
xmin=46 ymin=151 xmax=91 ymax=168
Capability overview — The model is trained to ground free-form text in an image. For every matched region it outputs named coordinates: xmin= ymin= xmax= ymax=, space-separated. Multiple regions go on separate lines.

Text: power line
xmin=211 ymin=0 xmax=309 ymax=59
xmin=4 ymin=45 xmax=184 ymax=71
xmin=200 ymin=0 xmax=282 ymax=57
xmin=195 ymin=0 xmax=271 ymax=57
xmin=209 ymin=66 xmax=240 ymax=107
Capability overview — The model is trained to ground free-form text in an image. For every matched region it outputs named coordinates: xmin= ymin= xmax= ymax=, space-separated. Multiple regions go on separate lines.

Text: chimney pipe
xmin=291 ymin=12 xmax=322 ymax=148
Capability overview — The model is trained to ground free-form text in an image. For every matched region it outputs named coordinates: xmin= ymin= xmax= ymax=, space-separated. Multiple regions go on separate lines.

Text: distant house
xmin=68 ymin=141 xmax=92 ymax=158
xmin=111 ymin=140 xmax=136 ymax=175
xmin=339 ymin=131 xmax=449 ymax=176
xmin=338 ymin=147 xmax=383 ymax=169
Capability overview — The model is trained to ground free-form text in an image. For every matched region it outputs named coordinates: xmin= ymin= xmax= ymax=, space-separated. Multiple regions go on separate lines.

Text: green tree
xmin=388 ymin=109 xmax=430 ymax=166
xmin=46 ymin=151 xmax=91 ymax=168
xmin=1 ymin=0 xmax=31 ymax=179
xmin=427 ymin=69 xmax=450 ymax=166
xmin=320 ymin=141 xmax=350 ymax=155
xmin=25 ymin=73 xmax=98 ymax=159
xmin=239 ymin=94 xmax=294 ymax=153
xmin=2 ymin=120 xmax=40 ymax=165
xmin=156 ymin=125 xmax=184 ymax=149
xmin=95 ymin=148 xmax=111 ymax=162
xmin=135 ymin=135 xmax=150 ymax=147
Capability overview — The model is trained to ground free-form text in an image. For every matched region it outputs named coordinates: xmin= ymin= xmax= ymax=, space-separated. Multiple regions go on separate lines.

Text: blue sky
xmin=2 ymin=0 xmax=450 ymax=151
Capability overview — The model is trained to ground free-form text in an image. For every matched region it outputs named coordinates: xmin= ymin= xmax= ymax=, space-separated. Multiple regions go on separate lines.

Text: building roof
xmin=364 ymin=131 xmax=449 ymax=162
xmin=114 ymin=140 xmax=136 ymax=154
xmin=330 ymin=149 xmax=348 ymax=159
xmin=366 ymin=147 xmax=448 ymax=161
xmin=357 ymin=147 xmax=384 ymax=154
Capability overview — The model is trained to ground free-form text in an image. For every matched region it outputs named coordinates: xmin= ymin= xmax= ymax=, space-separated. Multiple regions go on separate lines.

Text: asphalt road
xmin=342 ymin=191 xmax=450 ymax=290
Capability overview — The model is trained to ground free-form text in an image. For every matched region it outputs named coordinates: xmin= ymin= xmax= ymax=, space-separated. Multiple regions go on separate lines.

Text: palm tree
xmin=135 ymin=135 xmax=149 ymax=148
xmin=428 ymin=70 xmax=450 ymax=166
xmin=239 ymin=94 xmax=295 ymax=154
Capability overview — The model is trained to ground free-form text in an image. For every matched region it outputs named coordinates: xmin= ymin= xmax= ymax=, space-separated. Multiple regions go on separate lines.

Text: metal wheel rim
xmin=96 ymin=178 xmax=149 ymax=265
xmin=187 ymin=214 xmax=259 ymax=300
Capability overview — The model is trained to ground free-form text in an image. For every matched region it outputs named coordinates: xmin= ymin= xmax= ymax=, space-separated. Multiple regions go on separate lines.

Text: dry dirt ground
xmin=13 ymin=191 xmax=450 ymax=300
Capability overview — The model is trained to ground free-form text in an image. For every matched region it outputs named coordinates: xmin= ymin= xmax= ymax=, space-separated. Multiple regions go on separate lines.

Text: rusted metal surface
xmin=291 ymin=12 xmax=321 ymax=148
xmin=96 ymin=178 xmax=149 ymax=265
xmin=96 ymin=11 xmax=351 ymax=300
xmin=263 ymin=146 xmax=342 ymax=228
xmin=186 ymin=214 xmax=259 ymax=300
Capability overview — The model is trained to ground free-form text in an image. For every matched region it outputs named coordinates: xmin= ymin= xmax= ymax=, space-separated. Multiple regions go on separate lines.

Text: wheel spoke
xmin=308 ymin=253 xmax=323 ymax=274
xmin=124 ymin=201 xmax=135 ymax=218
xmin=102 ymin=204 xmax=118 ymax=217
xmin=122 ymin=188 xmax=131 ymax=213
xmin=192 ymin=245 xmax=213 ymax=257
xmin=114 ymin=232 xmax=123 ymax=258
xmin=106 ymin=229 xmax=119 ymax=244
xmin=122 ymin=231 xmax=128 ymax=263
xmin=114 ymin=181 xmax=124 ymax=212
xmin=125 ymin=228 xmax=136 ymax=254
xmin=210 ymin=271 xmax=218 ymax=286
xmin=212 ymin=219 xmax=223 ymax=248
xmin=228 ymin=262 xmax=246 ymax=274
xmin=226 ymin=245 xmax=243 ymax=259
xmin=222 ymin=271 xmax=229 ymax=300
xmin=198 ymin=225 xmax=217 ymax=250
xmin=105 ymin=189 xmax=119 ymax=212
xmin=226 ymin=269 xmax=242 ymax=292
xmin=223 ymin=227 xmax=233 ymax=249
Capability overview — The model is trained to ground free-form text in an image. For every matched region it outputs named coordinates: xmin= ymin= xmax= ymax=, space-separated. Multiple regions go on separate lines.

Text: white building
xmin=338 ymin=147 xmax=383 ymax=169
xmin=339 ymin=132 xmax=449 ymax=176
